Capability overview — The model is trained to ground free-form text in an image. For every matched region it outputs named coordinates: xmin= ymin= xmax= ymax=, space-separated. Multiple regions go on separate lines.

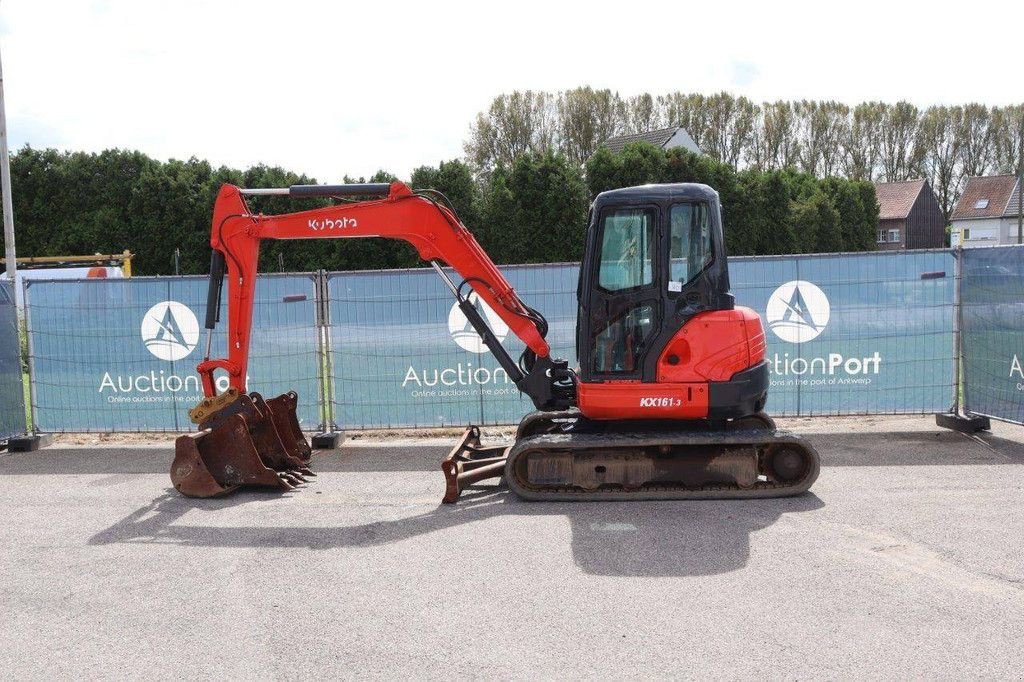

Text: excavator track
xmin=503 ymin=430 xmax=819 ymax=501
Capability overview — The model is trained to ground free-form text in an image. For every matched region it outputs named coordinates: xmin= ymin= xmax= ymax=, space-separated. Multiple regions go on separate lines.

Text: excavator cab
xmin=572 ymin=184 xmax=770 ymax=423
xmin=577 ymin=184 xmax=732 ymax=381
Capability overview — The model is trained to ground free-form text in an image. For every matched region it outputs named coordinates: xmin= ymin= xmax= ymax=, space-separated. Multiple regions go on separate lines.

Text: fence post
xmin=953 ymin=245 xmax=962 ymax=415
xmin=936 ymin=244 xmax=990 ymax=433
xmin=311 ymin=269 xmax=343 ymax=449
xmin=7 ymin=278 xmax=47 ymax=451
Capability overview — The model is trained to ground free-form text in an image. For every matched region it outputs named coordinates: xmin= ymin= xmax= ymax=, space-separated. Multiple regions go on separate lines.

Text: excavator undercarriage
xmin=442 ymin=414 xmax=819 ymax=503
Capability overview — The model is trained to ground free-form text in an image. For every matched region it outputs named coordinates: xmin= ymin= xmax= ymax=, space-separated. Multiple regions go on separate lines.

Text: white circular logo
xmin=448 ymin=293 xmax=509 ymax=353
xmin=765 ymin=280 xmax=830 ymax=343
xmin=141 ymin=301 xmax=200 ymax=361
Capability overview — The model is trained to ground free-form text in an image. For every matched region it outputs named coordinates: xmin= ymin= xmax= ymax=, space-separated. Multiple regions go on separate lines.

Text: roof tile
xmin=603 ymin=127 xmax=680 ymax=154
xmin=874 ymin=179 xmax=926 ymax=220
xmin=952 ymin=175 xmax=1018 ymax=220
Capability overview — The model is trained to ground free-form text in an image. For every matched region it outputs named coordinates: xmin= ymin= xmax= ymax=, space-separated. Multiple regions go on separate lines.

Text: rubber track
xmin=504 ymin=430 xmax=820 ymax=501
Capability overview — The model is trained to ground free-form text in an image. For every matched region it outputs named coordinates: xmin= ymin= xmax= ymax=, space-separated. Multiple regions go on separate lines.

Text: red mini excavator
xmin=171 ymin=181 xmax=819 ymax=501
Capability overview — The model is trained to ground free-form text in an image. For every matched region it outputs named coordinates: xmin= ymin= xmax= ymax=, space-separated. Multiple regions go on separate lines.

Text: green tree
xmin=480 ymin=152 xmax=588 ymax=264
xmin=410 ymin=159 xmax=481 ymax=229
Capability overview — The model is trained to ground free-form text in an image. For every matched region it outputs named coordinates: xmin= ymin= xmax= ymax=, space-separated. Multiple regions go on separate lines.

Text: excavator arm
xmin=198 ymin=181 xmax=573 ymax=411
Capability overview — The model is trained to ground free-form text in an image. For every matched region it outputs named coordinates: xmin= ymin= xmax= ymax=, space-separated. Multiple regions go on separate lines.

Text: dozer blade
xmin=171 ymin=390 xmax=314 ymax=498
xmin=441 ymin=426 xmax=508 ymax=504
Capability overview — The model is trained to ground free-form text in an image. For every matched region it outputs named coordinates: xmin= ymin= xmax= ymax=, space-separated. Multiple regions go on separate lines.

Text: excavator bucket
xmin=171 ymin=388 xmax=314 ymax=498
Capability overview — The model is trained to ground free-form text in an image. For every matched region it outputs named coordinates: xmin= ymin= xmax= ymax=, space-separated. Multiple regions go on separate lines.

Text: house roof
xmin=1006 ymin=181 xmax=1022 ymax=218
xmin=874 ymin=179 xmax=926 ymax=220
xmin=603 ymin=126 xmax=686 ymax=154
xmin=952 ymin=175 xmax=1019 ymax=220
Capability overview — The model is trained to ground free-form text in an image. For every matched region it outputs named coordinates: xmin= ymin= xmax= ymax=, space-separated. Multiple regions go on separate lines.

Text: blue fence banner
xmin=327 ymin=249 xmax=956 ymax=429
xmin=25 ymin=274 xmax=321 ymax=432
xmin=961 ymin=245 xmax=1024 ymax=425
xmin=327 ymin=264 xmax=578 ymax=429
xmin=21 ymin=250 xmax=964 ymax=433
xmin=0 ymin=280 xmax=26 ymax=440
xmin=730 ymin=250 xmax=956 ymax=416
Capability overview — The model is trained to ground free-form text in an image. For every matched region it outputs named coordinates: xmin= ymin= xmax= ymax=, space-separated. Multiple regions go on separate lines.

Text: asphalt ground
xmin=1 ymin=415 xmax=1023 ymax=680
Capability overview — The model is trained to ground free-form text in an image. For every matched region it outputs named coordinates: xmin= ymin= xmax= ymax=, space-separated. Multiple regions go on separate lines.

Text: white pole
xmin=0 ymin=27 xmax=15 ymax=281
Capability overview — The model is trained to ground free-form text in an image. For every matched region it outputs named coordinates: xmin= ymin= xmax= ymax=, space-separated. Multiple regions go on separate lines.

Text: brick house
xmin=873 ymin=179 xmax=946 ymax=250
xmin=950 ymin=175 xmax=1022 ymax=247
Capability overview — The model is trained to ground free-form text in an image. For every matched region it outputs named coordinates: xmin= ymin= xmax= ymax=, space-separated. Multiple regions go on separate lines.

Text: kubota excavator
xmin=171 ymin=181 xmax=819 ymax=501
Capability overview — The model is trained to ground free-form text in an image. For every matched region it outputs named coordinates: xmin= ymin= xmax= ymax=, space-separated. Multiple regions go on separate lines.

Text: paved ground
xmin=1 ymin=415 xmax=1023 ymax=680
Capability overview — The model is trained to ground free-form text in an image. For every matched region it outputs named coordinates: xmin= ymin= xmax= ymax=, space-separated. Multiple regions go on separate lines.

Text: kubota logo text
xmin=765 ymin=280 xmax=830 ymax=343
xmin=309 ymin=217 xmax=358 ymax=231
xmin=448 ymin=293 xmax=509 ymax=354
xmin=140 ymin=301 xmax=199 ymax=361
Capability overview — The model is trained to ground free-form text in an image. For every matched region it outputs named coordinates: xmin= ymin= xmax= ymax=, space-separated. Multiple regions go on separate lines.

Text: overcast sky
xmin=1 ymin=0 xmax=1020 ymax=182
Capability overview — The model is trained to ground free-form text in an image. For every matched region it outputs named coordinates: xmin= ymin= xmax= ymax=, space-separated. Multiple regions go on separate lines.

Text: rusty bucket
xmin=171 ymin=388 xmax=314 ymax=498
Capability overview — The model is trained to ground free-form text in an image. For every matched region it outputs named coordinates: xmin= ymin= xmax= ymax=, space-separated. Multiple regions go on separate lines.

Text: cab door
xmin=577 ymin=205 xmax=663 ymax=382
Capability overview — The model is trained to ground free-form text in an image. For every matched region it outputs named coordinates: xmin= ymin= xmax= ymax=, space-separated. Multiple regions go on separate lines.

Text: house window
xmin=877 ymin=229 xmax=887 ymax=243
xmin=888 ymin=229 xmax=901 ymax=243
xmin=974 ymin=199 xmax=989 ymax=209
xmin=962 ymin=228 xmax=971 ymax=240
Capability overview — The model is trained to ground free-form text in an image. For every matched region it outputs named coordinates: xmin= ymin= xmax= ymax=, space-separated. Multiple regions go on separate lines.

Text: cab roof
xmin=593 ymin=183 xmax=719 ymax=206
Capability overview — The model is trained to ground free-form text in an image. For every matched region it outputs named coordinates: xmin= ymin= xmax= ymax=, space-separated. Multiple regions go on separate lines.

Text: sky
xmin=1 ymin=0 xmax=1021 ymax=182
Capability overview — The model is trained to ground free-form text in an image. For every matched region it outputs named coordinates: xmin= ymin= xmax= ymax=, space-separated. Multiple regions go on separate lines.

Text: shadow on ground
xmin=16 ymin=425 xmax=1021 ymax=577
xmin=88 ymin=487 xmax=824 ymax=577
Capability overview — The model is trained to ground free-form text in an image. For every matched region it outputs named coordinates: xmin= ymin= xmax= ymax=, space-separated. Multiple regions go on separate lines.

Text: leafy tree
xmin=821 ymin=177 xmax=875 ymax=251
xmin=957 ymin=103 xmax=993 ymax=179
xmin=795 ymin=100 xmax=850 ymax=177
xmin=843 ymin=102 xmax=885 ymax=181
xmin=879 ymin=101 xmax=922 ymax=181
xmin=750 ymin=101 xmax=799 ymax=171
xmin=624 ymin=93 xmax=662 ymax=134
xmin=992 ymin=105 xmax=1024 ymax=175
xmin=917 ymin=106 xmax=963 ymax=221
xmin=410 ymin=159 xmax=481 ymax=229
xmin=701 ymin=92 xmax=758 ymax=169
xmin=463 ymin=91 xmax=556 ymax=174
xmin=480 ymin=152 xmax=588 ymax=264
xmin=556 ymin=87 xmax=625 ymax=165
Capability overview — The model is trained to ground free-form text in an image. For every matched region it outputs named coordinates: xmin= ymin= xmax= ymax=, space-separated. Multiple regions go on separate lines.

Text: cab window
xmin=597 ymin=208 xmax=655 ymax=292
xmin=669 ymin=203 xmax=712 ymax=286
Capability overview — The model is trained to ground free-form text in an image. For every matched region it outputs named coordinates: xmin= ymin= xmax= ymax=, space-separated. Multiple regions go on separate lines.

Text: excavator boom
xmin=172 ymin=181 xmax=574 ymax=498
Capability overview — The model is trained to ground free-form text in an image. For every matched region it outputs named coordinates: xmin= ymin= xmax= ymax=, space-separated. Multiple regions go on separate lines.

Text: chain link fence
xmin=16 ymin=247 xmax=1020 ymax=433
xmin=961 ymin=245 xmax=1024 ymax=425
xmin=729 ymin=249 xmax=956 ymax=416
xmin=23 ymin=274 xmax=322 ymax=432
xmin=0 ymin=279 xmax=26 ymax=441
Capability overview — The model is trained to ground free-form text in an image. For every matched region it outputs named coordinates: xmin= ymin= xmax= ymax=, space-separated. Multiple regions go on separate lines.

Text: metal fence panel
xmin=961 ymin=245 xmax=1024 ymax=425
xmin=25 ymin=274 xmax=320 ymax=432
xmin=327 ymin=249 xmax=956 ymax=428
xmin=731 ymin=250 xmax=956 ymax=415
xmin=0 ymin=280 xmax=26 ymax=440
xmin=326 ymin=264 xmax=578 ymax=429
